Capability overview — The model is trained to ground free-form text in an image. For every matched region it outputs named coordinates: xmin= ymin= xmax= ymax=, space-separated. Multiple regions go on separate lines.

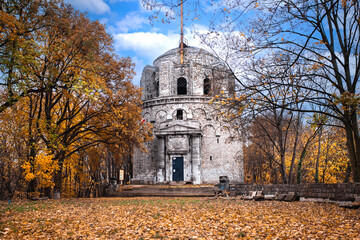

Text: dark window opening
xmin=177 ymin=77 xmax=187 ymax=95
xmin=210 ymin=156 xmax=213 ymax=161
xmin=155 ymin=81 xmax=159 ymax=97
xmin=176 ymin=110 xmax=183 ymax=120
xmin=204 ymin=78 xmax=211 ymax=95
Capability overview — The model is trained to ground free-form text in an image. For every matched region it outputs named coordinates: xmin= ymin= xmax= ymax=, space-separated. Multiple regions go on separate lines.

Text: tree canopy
xmin=0 ymin=0 xmax=152 ymax=199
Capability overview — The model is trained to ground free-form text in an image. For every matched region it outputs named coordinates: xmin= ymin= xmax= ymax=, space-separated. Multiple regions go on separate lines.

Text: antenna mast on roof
xmin=180 ymin=0 xmax=184 ymax=64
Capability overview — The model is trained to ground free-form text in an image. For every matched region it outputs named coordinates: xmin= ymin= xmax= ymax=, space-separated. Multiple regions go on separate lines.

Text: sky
xmin=65 ymin=0 xmax=210 ymax=85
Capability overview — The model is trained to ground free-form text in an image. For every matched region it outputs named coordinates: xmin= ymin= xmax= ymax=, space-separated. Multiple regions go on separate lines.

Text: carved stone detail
xmin=166 ymin=135 xmax=188 ymax=154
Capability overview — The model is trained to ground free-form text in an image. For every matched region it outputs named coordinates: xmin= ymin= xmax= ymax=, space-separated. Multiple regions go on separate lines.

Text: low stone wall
xmin=234 ymin=183 xmax=360 ymax=201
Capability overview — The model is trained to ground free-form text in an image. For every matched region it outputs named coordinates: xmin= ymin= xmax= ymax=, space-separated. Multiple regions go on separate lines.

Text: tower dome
xmin=141 ymin=46 xmax=234 ymax=100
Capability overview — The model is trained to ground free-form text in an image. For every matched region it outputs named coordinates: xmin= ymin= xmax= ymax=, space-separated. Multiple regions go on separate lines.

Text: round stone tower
xmin=132 ymin=45 xmax=244 ymax=184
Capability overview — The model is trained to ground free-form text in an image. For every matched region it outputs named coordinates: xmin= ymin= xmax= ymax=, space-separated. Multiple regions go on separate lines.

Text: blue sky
xmin=66 ymin=0 xmax=209 ymax=85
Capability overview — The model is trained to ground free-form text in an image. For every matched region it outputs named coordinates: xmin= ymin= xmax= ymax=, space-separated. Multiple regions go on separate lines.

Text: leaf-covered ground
xmin=1 ymin=197 xmax=359 ymax=239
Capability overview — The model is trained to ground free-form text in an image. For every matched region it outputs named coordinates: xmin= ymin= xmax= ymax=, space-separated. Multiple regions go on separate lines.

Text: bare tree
xmin=144 ymin=0 xmax=360 ymax=181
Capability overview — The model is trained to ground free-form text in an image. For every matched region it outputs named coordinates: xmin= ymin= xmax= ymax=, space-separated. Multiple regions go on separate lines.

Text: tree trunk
xmin=314 ymin=128 xmax=322 ymax=183
xmin=296 ymin=148 xmax=306 ymax=184
xmin=344 ymin=110 xmax=360 ymax=182
xmin=54 ymin=164 xmax=63 ymax=192
xmin=288 ymin=126 xmax=299 ymax=184
xmin=280 ymin=154 xmax=288 ymax=184
xmin=344 ymin=127 xmax=360 ymax=182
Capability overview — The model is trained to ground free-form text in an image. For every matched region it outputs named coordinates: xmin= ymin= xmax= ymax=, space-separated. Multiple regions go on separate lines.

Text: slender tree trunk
xmin=297 ymin=147 xmax=306 ymax=184
xmin=314 ymin=127 xmax=322 ymax=183
xmin=277 ymin=121 xmax=288 ymax=184
xmin=288 ymin=123 xmax=299 ymax=184
xmin=280 ymin=154 xmax=288 ymax=184
xmin=297 ymin=128 xmax=319 ymax=183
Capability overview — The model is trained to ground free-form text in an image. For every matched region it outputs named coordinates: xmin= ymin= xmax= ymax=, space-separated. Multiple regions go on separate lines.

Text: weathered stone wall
xmin=235 ymin=183 xmax=360 ymax=201
xmin=133 ymin=97 xmax=244 ymax=184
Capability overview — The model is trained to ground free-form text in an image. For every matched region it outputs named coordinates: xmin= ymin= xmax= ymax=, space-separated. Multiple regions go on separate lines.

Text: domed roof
xmin=153 ymin=46 xmax=223 ymax=65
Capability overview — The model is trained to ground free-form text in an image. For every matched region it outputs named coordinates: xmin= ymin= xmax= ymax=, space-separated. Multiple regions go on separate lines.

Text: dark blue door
xmin=172 ymin=157 xmax=184 ymax=181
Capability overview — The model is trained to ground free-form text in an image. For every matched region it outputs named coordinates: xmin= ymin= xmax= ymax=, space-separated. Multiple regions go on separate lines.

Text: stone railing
xmin=234 ymin=183 xmax=360 ymax=201
xmin=143 ymin=96 xmax=211 ymax=108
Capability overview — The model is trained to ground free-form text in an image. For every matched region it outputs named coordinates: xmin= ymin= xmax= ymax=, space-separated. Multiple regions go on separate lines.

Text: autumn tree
xmin=21 ymin=3 xmax=151 ymax=195
xmin=0 ymin=0 xmax=62 ymax=112
xmin=299 ymin=124 xmax=350 ymax=183
xmin=0 ymin=0 xmax=152 ymax=199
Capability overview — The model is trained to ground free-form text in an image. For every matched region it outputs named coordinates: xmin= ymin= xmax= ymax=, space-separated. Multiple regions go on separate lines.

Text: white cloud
xmin=113 ymin=25 xmax=214 ymax=84
xmin=66 ymin=0 xmax=110 ymax=14
xmin=115 ymin=12 xmax=148 ymax=33
xmin=114 ymin=31 xmax=179 ymax=60
xmin=114 ymin=28 xmax=208 ymax=58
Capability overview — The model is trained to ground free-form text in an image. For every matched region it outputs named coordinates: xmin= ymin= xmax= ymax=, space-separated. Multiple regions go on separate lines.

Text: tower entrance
xmin=172 ymin=157 xmax=184 ymax=181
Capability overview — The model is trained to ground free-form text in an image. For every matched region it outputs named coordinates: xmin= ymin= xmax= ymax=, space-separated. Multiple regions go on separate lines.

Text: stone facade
xmin=133 ymin=46 xmax=244 ymax=184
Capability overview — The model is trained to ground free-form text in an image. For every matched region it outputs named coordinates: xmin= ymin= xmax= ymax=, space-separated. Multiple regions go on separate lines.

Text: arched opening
xmin=177 ymin=77 xmax=187 ymax=95
xmin=204 ymin=78 xmax=211 ymax=95
xmin=176 ymin=109 xmax=183 ymax=120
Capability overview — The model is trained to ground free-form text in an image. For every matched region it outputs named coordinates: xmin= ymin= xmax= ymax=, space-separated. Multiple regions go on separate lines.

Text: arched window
xmin=177 ymin=77 xmax=187 ymax=95
xmin=204 ymin=78 xmax=211 ymax=95
xmin=176 ymin=110 xmax=183 ymax=120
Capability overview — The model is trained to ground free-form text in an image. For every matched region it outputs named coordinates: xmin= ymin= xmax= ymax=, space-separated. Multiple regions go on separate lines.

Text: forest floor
xmin=0 ymin=197 xmax=359 ymax=239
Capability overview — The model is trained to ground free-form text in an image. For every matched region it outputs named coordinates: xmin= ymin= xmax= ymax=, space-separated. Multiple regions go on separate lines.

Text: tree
xmin=0 ymin=0 xmax=62 ymax=112
xmin=0 ymin=0 xmax=152 ymax=198
xmin=20 ymin=3 xmax=152 ymax=194
xmin=144 ymin=0 xmax=360 ymax=181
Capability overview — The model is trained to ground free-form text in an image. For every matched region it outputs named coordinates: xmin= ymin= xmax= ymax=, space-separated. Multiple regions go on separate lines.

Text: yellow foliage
xmin=22 ymin=151 xmax=60 ymax=189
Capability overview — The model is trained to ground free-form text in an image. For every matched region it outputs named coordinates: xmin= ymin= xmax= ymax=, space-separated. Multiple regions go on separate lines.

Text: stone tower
xmin=132 ymin=45 xmax=244 ymax=184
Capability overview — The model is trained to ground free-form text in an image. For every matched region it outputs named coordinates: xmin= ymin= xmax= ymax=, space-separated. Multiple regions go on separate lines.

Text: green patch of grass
xmin=1 ymin=201 xmax=52 ymax=213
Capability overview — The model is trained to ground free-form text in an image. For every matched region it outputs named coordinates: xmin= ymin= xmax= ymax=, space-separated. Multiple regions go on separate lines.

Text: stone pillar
xmin=191 ymin=135 xmax=201 ymax=184
xmin=166 ymin=155 xmax=172 ymax=182
xmin=157 ymin=137 xmax=165 ymax=182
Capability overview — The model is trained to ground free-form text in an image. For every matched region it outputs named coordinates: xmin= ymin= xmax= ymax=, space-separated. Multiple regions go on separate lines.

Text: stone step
xmin=109 ymin=185 xmax=215 ymax=197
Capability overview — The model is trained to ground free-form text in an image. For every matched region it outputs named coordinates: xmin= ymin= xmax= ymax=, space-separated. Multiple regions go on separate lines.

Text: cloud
xmin=114 ymin=28 xmax=208 ymax=58
xmin=115 ymin=12 xmax=148 ymax=33
xmin=114 ymin=31 xmax=179 ymax=61
xmin=113 ymin=25 xmax=215 ymax=84
xmin=66 ymin=0 xmax=110 ymax=14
